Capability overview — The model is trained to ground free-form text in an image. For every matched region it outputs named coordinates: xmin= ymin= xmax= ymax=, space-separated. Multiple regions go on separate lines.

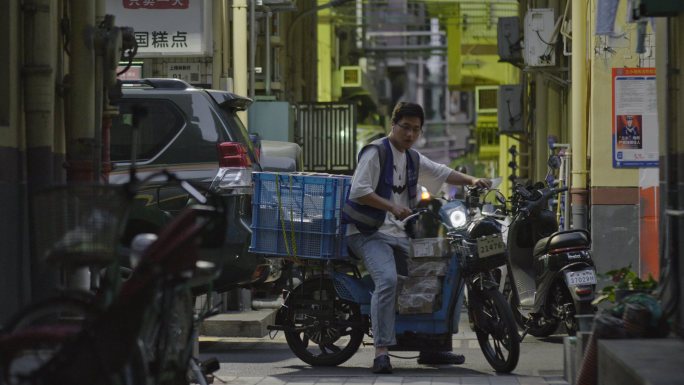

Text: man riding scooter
xmin=342 ymin=102 xmax=492 ymax=374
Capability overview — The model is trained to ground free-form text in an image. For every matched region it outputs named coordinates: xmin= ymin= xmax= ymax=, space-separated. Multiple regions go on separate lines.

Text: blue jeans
xmin=347 ymin=232 xmax=464 ymax=347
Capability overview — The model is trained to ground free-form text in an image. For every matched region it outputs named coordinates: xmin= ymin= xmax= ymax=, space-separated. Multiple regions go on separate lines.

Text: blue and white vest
xmin=341 ymin=137 xmax=420 ymax=236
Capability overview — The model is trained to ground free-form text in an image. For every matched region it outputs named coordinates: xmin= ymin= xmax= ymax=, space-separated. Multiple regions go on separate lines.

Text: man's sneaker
xmin=372 ymin=354 xmax=393 ymax=374
xmin=417 ymin=351 xmax=465 ymax=365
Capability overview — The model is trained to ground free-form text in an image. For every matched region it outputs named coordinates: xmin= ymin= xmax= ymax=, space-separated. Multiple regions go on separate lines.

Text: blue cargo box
xmin=250 ymin=172 xmax=352 ymax=260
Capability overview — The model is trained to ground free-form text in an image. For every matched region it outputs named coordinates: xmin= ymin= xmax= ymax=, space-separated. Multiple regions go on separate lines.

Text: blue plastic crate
xmin=250 ymin=172 xmax=352 ymax=260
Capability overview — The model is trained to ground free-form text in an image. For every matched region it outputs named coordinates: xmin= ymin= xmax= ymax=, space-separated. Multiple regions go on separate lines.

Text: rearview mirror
xmin=495 ymin=192 xmax=506 ymax=204
xmin=548 ymin=155 xmax=562 ymax=170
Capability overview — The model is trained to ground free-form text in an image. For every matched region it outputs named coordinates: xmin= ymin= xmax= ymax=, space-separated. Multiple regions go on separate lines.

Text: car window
xmin=110 ymin=99 xmax=185 ymax=162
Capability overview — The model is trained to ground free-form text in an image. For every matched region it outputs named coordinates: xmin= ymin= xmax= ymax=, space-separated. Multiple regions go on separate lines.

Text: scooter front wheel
xmin=283 ymin=278 xmax=364 ymax=366
xmin=471 ymin=288 xmax=520 ymax=373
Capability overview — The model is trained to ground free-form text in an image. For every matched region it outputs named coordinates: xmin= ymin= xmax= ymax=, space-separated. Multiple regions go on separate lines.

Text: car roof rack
xmin=121 ymin=78 xmax=191 ymax=89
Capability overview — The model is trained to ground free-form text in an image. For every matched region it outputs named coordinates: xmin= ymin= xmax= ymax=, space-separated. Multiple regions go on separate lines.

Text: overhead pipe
xmin=213 ymin=0 xmax=222 ymax=89
xmin=92 ymin=2 xmax=105 ymax=184
xmin=285 ymin=0 xmax=354 ymax=60
xmin=364 ymin=45 xmax=448 ymax=52
xmin=258 ymin=2 xmax=272 ymax=96
xmin=24 ymin=0 xmax=60 ymax=300
xmin=222 ymin=0 xmax=230 ymax=79
xmin=570 ymin=0 xmax=588 ymax=229
xmin=249 ymin=0 xmax=256 ymax=99
xmin=232 ymin=0 xmax=248 ymax=124
xmin=67 ymin=0 xmax=96 ymax=182
xmin=24 ymin=0 xmax=57 ymax=193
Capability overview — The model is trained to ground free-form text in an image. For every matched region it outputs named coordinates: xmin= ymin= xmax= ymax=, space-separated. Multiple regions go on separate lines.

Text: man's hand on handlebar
xmin=391 ymin=205 xmax=413 ymax=221
xmin=472 ymin=178 xmax=493 ymax=190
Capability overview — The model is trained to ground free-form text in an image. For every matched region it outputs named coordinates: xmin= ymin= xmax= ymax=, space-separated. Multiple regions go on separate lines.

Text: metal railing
xmin=298 ymin=102 xmax=357 ymax=174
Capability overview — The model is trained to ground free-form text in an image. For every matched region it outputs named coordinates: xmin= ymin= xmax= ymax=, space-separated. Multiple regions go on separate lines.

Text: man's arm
xmin=445 ymin=170 xmax=492 ymax=189
xmin=357 ymin=192 xmax=413 ymax=220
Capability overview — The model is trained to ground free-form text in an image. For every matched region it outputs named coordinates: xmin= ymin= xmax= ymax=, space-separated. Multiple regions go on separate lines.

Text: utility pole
xmin=66 ymin=0 xmax=96 ymax=182
xmin=23 ymin=0 xmax=58 ymax=302
xmin=571 ymin=0 xmax=589 ymax=229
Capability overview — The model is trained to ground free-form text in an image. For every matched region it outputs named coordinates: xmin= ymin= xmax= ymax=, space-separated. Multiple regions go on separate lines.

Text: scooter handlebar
xmin=399 ymin=208 xmax=441 ymax=225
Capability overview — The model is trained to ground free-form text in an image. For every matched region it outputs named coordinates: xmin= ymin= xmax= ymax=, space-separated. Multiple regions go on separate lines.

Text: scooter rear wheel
xmin=472 ymin=288 xmax=520 ymax=373
xmin=283 ymin=278 xmax=364 ymax=367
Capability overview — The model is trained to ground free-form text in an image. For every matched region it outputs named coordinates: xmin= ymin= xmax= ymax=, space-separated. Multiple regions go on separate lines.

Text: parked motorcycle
xmin=269 ymin=181 xmax=520 ymax=373
xmin=503 ymin=155 xmax=597 ymax=337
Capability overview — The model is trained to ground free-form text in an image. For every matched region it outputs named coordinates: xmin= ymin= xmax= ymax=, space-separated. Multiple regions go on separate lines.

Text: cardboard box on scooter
xmin=397 ymin=275 xmax=443 ymax=295
xmin=409 ymin=238 xmax=452 ymax=258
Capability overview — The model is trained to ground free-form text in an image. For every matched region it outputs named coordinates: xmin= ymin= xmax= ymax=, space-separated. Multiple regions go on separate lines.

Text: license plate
xmin=476 ymin=233 xmax=505 ymax=258
xmin=565 ymin=269 xmax=597 ymax=287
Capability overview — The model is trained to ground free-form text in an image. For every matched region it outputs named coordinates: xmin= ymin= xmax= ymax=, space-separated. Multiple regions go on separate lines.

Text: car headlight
xmin=448 ymin=206 xmax=467 ymax=228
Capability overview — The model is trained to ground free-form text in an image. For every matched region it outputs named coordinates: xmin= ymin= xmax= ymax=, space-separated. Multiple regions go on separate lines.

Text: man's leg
xmin=347 ymin=232 xmax=398 ymax=373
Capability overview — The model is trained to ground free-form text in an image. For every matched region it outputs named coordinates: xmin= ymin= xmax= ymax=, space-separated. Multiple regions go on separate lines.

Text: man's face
xmin=390 ymin=116 xmax=423 ymax=151
xmin=627 ymin=118 xmax=634 ymax=125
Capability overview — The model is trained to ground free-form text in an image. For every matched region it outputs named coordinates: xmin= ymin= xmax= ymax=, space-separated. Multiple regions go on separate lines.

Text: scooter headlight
xmin=448 ymin=206 xmax=467 ymax=228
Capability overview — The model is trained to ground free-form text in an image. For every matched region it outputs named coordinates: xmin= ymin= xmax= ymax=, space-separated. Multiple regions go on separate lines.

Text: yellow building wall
xmin=588 ymin=0 xmax=650 ymax=187
xmin=317 ymin=0 xmax=332 ymax=102
xmin=446 ymin=3 xmax=519 ymax=90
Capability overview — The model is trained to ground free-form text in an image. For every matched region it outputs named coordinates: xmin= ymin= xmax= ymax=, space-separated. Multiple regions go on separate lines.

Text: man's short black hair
xmin=391 ymin=102 xmax=425 ymax=127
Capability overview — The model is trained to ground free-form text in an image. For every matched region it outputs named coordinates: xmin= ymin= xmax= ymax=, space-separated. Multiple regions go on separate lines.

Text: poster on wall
xmin=612 ymin=68 xmax=658 ymax=168
xmin=107 ymin=0 xmax=211 ymax=56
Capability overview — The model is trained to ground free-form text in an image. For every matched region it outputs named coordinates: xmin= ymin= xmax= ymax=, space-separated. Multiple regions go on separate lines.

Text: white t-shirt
xmin=346 ymin=140 xmax=452 ymax=238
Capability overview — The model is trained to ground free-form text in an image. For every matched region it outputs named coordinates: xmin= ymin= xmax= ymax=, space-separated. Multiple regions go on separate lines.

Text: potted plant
xmin=593 ymin=262 xmax=658 ymax=305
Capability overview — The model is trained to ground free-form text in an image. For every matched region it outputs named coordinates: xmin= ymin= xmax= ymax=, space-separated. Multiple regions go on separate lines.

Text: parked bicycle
xmin=0 ymin=105 xmax=225 ymax=385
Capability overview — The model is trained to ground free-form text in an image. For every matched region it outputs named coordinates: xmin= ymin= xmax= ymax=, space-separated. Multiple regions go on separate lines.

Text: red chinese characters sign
xmin=124 ymin=0 xmax=188 ymax=10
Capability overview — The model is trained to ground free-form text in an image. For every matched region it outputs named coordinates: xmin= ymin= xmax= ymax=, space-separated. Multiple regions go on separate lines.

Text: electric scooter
xmin=269 ymin=182 xmax=520 ymax=373
xmin=503 ymin=155 xmax=597 ymax=337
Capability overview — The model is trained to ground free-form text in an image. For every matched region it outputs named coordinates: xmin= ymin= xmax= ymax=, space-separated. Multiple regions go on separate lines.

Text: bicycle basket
xmin=32 ymin=184 xmax=131 ymax=267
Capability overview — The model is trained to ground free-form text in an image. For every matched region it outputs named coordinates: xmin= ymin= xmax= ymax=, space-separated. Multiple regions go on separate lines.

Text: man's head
xmin=389 ymin=102 xmax=425 ymax=152
xmin=626 ymin=115 xmax=634 ymax=124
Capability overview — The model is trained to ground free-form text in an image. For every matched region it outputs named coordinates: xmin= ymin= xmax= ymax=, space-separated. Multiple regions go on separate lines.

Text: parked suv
xmin=109 ymin=78 xmax=286 ymax=294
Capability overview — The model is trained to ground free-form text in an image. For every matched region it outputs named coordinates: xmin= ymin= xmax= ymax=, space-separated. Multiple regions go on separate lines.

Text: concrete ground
xmin=199 ymin=314 xmax=569 ymax=385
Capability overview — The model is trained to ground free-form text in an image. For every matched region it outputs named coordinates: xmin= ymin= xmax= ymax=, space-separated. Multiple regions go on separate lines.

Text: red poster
xmin=124 ymin=0 xmax=188 ymax=10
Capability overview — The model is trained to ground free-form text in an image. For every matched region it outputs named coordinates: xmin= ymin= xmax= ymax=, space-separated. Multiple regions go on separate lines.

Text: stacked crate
xmin=396 ymin=238 xmax=452 ymax=314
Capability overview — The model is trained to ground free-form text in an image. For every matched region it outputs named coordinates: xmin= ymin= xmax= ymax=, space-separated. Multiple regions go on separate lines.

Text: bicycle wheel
xmin=283 ymin=278 xmax=364 ymax=367
xmin=1 ymin=295 xmax=148 ymax=385
xmin=139 ymin=287 xmax=195 ymax=382
xmin=4 ymin=294 xmax=94 ymax=332
xmin=472 ymin=288 xmax=520 ymax=373
xmin=1 ymin=295 xmax=93 ymax=384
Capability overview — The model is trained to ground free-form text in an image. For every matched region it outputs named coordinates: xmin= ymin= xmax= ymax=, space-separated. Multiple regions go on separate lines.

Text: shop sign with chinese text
xmin=167 ymin=63 xmax=201 ymax=83
xmin=612 ymin=68 xmax=659 ymax=168
xmin=107 ymin=0 xmax=211 ymax=56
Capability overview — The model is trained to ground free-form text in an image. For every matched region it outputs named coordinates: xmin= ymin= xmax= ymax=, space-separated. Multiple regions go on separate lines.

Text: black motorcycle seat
xmin=533 ymin=231 xmax=590 ymax=256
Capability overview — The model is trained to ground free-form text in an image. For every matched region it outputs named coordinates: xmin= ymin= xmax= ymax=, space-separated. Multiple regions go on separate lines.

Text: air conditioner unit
xmin=475 ymin=86 xmax=499 ymax=115
xmin=498 ymin=17 xmax=522 ymax=62
xmin=523 ymin=9 xmax=556 ymax=67
xmin=340 ymin=66 xmax=362 ymax=88
xmin=498 ymin=85 xmax=523 ymax=133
